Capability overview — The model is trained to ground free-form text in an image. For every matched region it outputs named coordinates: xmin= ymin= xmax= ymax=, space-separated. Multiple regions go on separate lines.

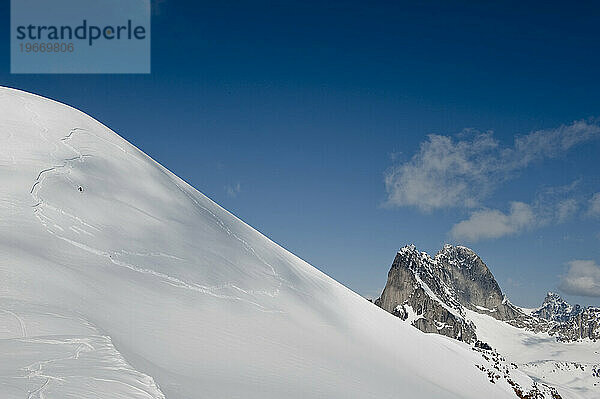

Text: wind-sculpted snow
xmin=0 ymin=87 xmax=523 ymax=398
xmin=0 ymin=300 xmax=165 ymax=399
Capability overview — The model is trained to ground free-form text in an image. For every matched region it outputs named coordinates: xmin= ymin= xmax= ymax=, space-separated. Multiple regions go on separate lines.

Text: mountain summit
xmin=376 ymin=244 xmax=600 ymax=343
xmin=533 ymin=292 xmax=600 ymax=342
xmin=533 ymin=292 xmax=580 ymax=322
xmin=376 ymin=244 xmax=531 ymax=343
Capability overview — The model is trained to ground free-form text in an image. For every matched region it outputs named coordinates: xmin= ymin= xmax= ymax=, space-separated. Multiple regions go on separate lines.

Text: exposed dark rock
xmin=529 ymin=292 xmax=600 ymax=341
xmin=377 ymin=245 xmax=477 ymax=343
xmin=533 ymin=292 xmax=580 ymax=322
xmin=376 ymin=244 xmax=598 ymax=344
xmin=475 ymin=340 xmax=493 ymax=351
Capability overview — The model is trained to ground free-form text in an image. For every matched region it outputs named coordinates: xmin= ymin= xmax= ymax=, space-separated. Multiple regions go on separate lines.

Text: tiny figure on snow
xmin=78 ymin=186 xmax=84 ymax=192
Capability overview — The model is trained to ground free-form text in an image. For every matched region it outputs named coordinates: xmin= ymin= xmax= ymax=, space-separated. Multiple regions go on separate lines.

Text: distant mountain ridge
xmin=533 ymin=292 xmax=581 ymax=323
xmin=376 ymin=244 xmax=600 ymax=343
xmin=533 ymin=292 xmax=600 ymax=342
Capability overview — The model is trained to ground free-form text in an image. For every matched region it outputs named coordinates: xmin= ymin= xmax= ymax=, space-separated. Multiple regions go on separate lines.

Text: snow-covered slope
xmin=0 ymin=299 xmax=165 ymax=399
xmin=0 ymin=87 xmax=523 ymax=398
xmin=468 ymin=309 xmax=600 ymax=399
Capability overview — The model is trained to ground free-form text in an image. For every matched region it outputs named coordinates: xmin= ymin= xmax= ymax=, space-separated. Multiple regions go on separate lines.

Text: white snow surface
xmin=0 ymin=87 xmax=521 ymax=398
xmin=467 ymin=309 xmax=600 ymax=399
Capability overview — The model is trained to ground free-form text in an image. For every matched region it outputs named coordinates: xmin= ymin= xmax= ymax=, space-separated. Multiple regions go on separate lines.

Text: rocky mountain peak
xmin=377 ymin=244 xmax=476 ymax=342
xmin=533 ymin=292 xmax=576 ymax=322
xmin=531 ymin=293 xmax=599 ymax=339
xmin=377 ymin=245 xmax=600 ymax=344
xmin=377 ymin=244 xmax=538 ymax=343
xmin=399 ymin=243 xmax=417 ymax=253
xmin=435 ymin=244 xmax=480 ymax=269
xmin=386 ymin=244 xmax=511 ymax=314
xmin=433 ymin=244 xmax=508 ymax=314
xmin=395 ymin=244 xmax=433 ymax=273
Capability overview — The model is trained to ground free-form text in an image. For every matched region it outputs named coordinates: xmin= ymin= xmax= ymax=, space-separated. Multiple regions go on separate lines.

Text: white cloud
xmin=384 ymin=120 xmax=600 ymax=212
xmin=559 ymin=260 xmax=600 ymax=297
xmin=555 ymin=198 xmax=579 ymax=223
xmin=384 ymin=132 xmax=501 ymax=212
xmin=225 ymin=183 xmax=241 ymax=198
xmin=529 ymin=182 xmax=580 ymax=225
xmin=450 ymin=202 xmax=535 ymax=242
xmin=449 ymin=189 xmax=580 ymax=242
xmin=589 ymin=193 xmax=600 ymax=217
xmin=512 ymin=120 xmax=600 ymax=166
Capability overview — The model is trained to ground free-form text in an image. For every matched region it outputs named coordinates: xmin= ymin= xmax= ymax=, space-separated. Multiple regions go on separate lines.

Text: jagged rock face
xmin=427 ymin=245 xmax=551 ymax=332
xmin=433 ymin=245 xmax=527 ymax=322
xmin=534 ymin=293 xmax=600 ymax=341
xmin=376 ymin=244 xmax=547 ymax=342
xmin=377 ymin=244 xmax=599 ymax=344
xmin=434 ymin=245 xmax=503 ymax=309
xmin=534 ymin=292 xmax=579 ymax=323
xmin=377 ymin=245 xmax=478 ymax=343
xmin=548 ymin=308 xmax=600 ymax=341
xmin=392 ymin=287 xmax=478 ymax=343
xmin=377 ymin=249 xmax=422 ymax=311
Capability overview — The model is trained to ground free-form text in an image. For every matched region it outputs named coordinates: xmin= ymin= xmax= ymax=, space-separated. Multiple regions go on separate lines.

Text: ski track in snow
xmin=165 ymin=170 xmax=286 ymax=299
xmin=0 ymin=308 xmax=28 ymax=338
xmin=0 ymin=305 xmax=61 ymax=399
xmin=25 ymin=102 xmax=285 ymax=313
xmin=0 ymin=306 xmax=93 ymax=399
xmin=0 ymin=302 xmax=165 ymax=399
xmin=17 ymin=336 xmax=163 ymax=399
xmin=23 ymin=338 xmax=94 ymax=399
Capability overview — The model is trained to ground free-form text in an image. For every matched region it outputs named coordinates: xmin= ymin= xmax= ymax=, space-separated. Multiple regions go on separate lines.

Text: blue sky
xmin=2 ymin=1 xmax=600 ymax=307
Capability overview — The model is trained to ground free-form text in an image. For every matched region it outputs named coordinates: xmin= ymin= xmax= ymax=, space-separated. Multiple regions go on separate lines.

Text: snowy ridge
xmin=0 ymin=87 xmax=524 ymax=398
